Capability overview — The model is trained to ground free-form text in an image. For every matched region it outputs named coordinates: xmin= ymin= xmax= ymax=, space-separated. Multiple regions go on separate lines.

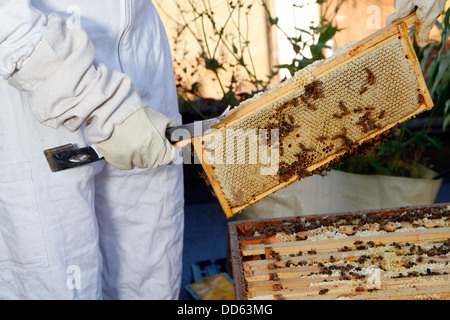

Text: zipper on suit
xmin=117 ymin=0 xmax=132 ymax=72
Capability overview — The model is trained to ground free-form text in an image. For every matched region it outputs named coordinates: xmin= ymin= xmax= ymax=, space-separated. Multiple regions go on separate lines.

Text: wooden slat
xmin=244 ymin=253 xmax=450 ymax=274
xmin=248 ymin=274 xmax=450 ymax=300
xmin=237 ymin=220 xmax=443 ymax=247
xmin=279 ymin=284 xmax=450 ymax=300
xmin=245 ymin=261 xmax=450 ymax=284
xmin=241 ymin=227 xmax=450 ymax=256
xmin=243 ymin=241 xmax=450 ymax=269
xmin=247 ymin=265 xmax=450 ymax=295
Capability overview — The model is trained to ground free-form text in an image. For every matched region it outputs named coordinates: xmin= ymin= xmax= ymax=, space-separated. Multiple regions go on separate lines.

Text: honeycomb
xmin=193 ymin=16 xmax=433 ymax=218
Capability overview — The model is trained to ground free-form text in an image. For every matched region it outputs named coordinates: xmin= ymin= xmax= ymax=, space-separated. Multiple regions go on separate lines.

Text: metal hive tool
xmin=192 ymin=13 xmax=434 ymax=218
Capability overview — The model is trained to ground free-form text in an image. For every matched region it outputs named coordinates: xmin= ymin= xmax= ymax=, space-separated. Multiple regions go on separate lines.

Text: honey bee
xmin=272 ymin=284 xmax=283 ymax=291
xmin=306 ymin=102 xmax=317 ymax=110
xmin=364 ymin=67 xmax=375 ymax=85
xmin=288 ymin=115 xmax=295 ymax=123
xmin=356 ymin=112 xmax=372 ymax=127
xmin=357 ymin=255 xmax=369 ymax=264
xmin=359 ymin=86 xmax=368 ymax=95
xmin=298 ymin=260 xmax=307 ymax=266
xmin=268 ymin=263 xmax=278 ymax=270
xmin=304 ymin=80 xmax=324 ymax=100
xmin=339 ymin=246 xmax=352 ymax=252
xmin=199 ymin=171 xmax=211 ymax=186
xmin=285 ymin=100 xmax=296 ymax=108
xmin=285 ymin=260 xmax=294 ymax=267
xmin=276 ymin=105 xmax=285 ymax=113
xmin=392 ymin=242 xmax=402 ymax=250
xmin=319 ymin=288 xmax=329 ymax=295
xmin=378 ymin=110 xmax=386 ymax=119
xmin=362 ymin=119 xmax=378 ymax=133
xmin=418 ymin=93 xmax=425 ymax=105
xmin=298 ymin=80 xmax=324 ymax=119
xmin=299 ymin=143 xmax=314 ymax=152
xmin=339 ymin=101 xmax=350 ymax=116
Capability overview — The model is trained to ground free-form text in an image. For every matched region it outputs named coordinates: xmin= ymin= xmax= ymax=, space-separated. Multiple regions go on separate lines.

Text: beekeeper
xmin=0 ymin=0 xmax=183 ymax=299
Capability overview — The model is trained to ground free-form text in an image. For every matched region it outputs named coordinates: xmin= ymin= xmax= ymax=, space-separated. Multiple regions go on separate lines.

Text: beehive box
xmin=229 ymin=203 xmax=450 ymax=300
xmin=192 ymin=13 xmax=434 ymax=218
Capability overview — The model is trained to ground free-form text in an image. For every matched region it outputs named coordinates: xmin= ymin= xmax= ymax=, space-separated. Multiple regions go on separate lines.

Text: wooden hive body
xmin=229 ymin=203 xmax=450 ymax=300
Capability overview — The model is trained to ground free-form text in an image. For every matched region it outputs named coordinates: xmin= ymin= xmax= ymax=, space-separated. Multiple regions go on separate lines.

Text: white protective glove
xmin=96 ymin=107 xmax=178 ymax=170
xmin=7 ymin=13 xmax=178 ymax=170
xmin=386 ymin=0 xmax=447 ymax=47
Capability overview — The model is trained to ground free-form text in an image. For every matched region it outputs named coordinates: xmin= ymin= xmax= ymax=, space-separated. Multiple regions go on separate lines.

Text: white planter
xmin=235 ymin=167 xmax=443 ymax=221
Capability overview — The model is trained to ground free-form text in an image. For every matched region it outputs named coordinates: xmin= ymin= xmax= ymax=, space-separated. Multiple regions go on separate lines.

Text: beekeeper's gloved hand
xmin=386 ymin=0 xmax=447 ymax=47
xmin=96 ymin=107 xmax=178 ymax=170
xmin=7 ymin=13 xmax=178 ymax=170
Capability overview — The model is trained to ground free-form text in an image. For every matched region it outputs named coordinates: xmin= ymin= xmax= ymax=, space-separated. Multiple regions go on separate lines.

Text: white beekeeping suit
xmin=0 ymin=0 xmax=184 ymax=299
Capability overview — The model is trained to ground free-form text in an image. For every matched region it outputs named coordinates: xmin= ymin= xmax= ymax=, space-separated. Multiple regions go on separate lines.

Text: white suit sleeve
xmin=0 ymin=0 xmax=47 ymax=77
xmin=1 ymin=1 xmax=144 ymax=143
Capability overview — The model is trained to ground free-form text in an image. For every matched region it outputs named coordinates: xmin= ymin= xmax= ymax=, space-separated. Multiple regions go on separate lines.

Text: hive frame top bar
xmin=192 ymin=12 xmax=433 ymax=218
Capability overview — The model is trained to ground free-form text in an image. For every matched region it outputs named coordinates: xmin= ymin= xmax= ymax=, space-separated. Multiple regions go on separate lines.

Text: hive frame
xmin=192 ymin=13 xmax=433 ymax=218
